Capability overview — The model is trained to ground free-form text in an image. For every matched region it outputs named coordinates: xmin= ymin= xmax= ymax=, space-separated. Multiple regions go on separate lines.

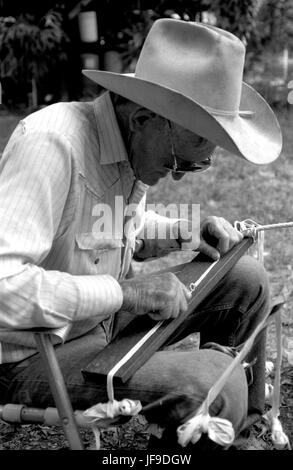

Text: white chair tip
xmin=265 ymin=383 xmax=274 ymax=404
xmin=265 ymin=361 xmax=274 ymax=377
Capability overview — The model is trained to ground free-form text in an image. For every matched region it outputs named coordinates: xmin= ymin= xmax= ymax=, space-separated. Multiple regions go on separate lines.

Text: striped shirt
xmin=0 ymin=91 xmax=180 ymax=363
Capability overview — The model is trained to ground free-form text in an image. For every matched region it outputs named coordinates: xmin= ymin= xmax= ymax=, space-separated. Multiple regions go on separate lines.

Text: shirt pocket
xmin=75 ymin=232 xmax=124 ymax=278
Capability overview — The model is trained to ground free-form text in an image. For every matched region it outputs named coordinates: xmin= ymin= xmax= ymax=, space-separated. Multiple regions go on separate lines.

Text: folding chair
xmin=0 ymin=332 xmax=86 ymax=449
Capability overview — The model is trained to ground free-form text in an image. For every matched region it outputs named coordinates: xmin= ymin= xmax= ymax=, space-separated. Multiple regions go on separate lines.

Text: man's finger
xmin=181 ymin=282 xmax=192 ymax=301
xmin=198 ymin=239 xmax=220 ymax=260
xmin=159 ymin=302 xmax=176 ymax=320
xmin=221 ymin=219 xmax=243 ymax=246
xmin=206 ymin=219 xmax=230 ymax=254
xmin=178 ymin=287 xmax=189 ymax=313
xmin=208 ymin=219 xmax=243 ymax=254
xmin=216 ymin=227 xmax=230 ymax=254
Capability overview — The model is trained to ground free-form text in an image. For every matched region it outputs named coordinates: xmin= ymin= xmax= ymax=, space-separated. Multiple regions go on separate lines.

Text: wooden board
xmin=82 ymin=237 xmax=253 ymax=384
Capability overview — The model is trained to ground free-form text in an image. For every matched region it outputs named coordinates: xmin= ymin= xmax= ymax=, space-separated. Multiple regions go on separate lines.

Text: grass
xmin=0 ymin=105 xmax=293 ymax=450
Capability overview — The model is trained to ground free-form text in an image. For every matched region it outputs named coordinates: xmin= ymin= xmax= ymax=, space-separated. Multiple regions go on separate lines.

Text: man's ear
xmin=129 ymin=107 xmax=157 ymax=132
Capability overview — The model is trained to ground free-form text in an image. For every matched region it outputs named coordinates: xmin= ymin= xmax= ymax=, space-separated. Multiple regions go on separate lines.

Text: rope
xmin=84 ymin=218 xmax=293 ymax=449
xmin=106 ymin=321 xmax=163 ymax=402
xmin=256 ymin=222 xmax=293 ymax=232
xmin=235 ymin=219 xmax=292 ymax=447
xmin=263 ymin=311 xmax=291 ymax=449
xmin=82 ymin=251 xmax=222 ymax=448
xmin=177 ymin=218 xmax=293 ymax=449
xmin=234 ymin=219 xmax=293 ymax=238
xmin=83 ymin=399 xmax=142 ymax=449
xmin=177 ymin=313 xmax=269 ymax=447
xmin=83 ymin=322 xmax=163 ymax=449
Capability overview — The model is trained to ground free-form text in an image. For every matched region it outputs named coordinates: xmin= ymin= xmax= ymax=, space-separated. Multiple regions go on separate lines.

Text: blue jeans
xmin=0 ymin=255 xmax=270 ymax=449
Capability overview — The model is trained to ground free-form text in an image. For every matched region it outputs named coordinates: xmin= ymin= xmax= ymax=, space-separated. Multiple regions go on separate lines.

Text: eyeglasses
xmin=165 ymin=120 xmax=215 ymax=174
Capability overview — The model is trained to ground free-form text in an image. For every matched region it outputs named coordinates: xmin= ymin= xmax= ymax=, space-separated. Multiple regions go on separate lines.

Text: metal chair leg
xmin=34 ymin=333 xmax=84 ymax=450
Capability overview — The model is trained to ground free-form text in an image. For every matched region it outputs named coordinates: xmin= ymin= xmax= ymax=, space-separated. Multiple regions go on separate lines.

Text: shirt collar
xmin=93 ymin=91 xmax=128 ymax=165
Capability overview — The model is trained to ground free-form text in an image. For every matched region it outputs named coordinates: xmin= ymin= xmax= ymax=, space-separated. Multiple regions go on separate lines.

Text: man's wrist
xmin=119 ymin=280 xmax=136 ymax=312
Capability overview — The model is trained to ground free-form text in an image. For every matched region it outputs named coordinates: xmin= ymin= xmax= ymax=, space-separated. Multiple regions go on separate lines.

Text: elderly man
xmin=0 ymin=19 xmax=282 ymax=450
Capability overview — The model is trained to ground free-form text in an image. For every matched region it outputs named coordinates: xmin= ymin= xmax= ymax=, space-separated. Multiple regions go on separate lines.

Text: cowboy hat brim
xmin=82 ymin=70 xmax=282 ymax=164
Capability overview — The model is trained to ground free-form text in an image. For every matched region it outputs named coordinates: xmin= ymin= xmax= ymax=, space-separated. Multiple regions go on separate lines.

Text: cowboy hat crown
xmin=136 ymin=20 xmax=246 ymax=115
xmin=83 ymin=19 xmax=282 ymax=164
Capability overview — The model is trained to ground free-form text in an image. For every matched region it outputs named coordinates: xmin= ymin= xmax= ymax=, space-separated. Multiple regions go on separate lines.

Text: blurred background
xmin=0 ymin=0 xmax=293 ymax=109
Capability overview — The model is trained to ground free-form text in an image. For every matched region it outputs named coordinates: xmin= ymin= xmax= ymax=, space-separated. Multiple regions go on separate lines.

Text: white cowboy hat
xmin=83 ymin=19 xmax=282 ymax=164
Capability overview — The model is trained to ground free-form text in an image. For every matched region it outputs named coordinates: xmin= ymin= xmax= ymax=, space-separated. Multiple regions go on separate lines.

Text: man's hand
xmin=120 ymin=272 xmax=191 ymax=320
xmin=199 ymin=216 xmax=243 ymax=260
xmin=173 ymin=219 xmax=200 ymax=251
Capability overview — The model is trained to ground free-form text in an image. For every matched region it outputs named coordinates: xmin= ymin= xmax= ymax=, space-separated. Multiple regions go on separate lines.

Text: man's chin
xmin=140 ymin=172 xmax=168 ymax=186
xmin=142 ymin=176 xmax=163 ymax=186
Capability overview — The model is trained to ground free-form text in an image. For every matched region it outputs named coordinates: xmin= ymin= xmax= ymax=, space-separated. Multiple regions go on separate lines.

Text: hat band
xmin=203 ymin=104 xmax=255 ymax=118
xmin=125 ymin=72 xmax=255 ymax=119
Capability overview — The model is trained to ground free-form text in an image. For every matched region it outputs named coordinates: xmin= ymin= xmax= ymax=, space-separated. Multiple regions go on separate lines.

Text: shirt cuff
xmin=74 ymin=274 xmax=123 ymax=320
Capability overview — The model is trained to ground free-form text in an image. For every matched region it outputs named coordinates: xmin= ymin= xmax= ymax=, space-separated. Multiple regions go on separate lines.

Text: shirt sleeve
xmin=0 ymin=128 xmax=123 ymax=331
xmin=135 ymin=210 xmax=183 ymax=259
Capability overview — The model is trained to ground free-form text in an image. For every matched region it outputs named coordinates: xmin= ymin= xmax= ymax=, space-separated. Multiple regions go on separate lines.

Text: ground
xmin=0 ymin=106 xmax=293 ymax=451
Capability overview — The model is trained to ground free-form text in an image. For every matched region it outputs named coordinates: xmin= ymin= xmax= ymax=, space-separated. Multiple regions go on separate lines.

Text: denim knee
xmin=142 ymin=350 xmax=248 ymax=437
xmin=223 ymin=255 xmax=269 ymax=314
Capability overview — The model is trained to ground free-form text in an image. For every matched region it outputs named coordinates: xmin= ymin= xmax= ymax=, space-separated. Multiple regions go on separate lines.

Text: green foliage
xmin=253 ymin=0 xmax=293 ymax=51
xmin=242 ymin=1 xmax=293 ymax=108
xmin=208 ymin=0 xmax=261 ymax=42
xmin=101 ymin=0 xmax=260 ymax=72
xmin=0 ymin=10 xmax=69 ymax=101
xmin=103 ymin=8 xmax=156 ymax=71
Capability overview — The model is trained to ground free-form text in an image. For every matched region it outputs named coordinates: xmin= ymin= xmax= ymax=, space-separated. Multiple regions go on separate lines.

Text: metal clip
xmin=234 ymin=219 xmax=259 ymax=241
xmin=189 ymin=282 xmax=197 ymax=293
